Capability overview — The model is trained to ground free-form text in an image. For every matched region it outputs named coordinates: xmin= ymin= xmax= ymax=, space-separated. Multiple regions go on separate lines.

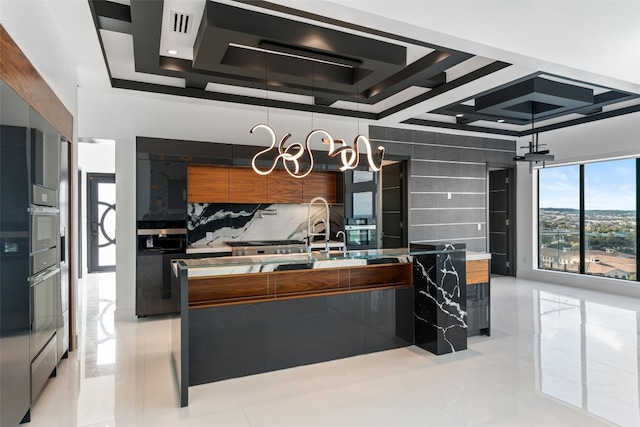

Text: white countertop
xmin=466 ymin=251 xmax=492 ymax=261
xmin=186 ymin=243 xmax=233 ymax=254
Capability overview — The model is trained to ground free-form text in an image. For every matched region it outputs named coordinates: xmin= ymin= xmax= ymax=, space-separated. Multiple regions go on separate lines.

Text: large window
xmin=539 ymin=165 xmax=581 ymax=272
xmin=584 ymin=159 xmax=636 ymax=280
xmin=538 ymin=158 xmax=638 ymax=282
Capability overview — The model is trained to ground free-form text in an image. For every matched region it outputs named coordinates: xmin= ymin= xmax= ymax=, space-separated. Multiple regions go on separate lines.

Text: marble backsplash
xmin=187 ymin=203 xmax=344 ymax=246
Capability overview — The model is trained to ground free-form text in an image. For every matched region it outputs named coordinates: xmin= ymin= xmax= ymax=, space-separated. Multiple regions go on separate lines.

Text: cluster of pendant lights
xmin=250 ymin=124 xmax=385 ymax=179
xmin=248 ymin=42 xmax=385 ymax=178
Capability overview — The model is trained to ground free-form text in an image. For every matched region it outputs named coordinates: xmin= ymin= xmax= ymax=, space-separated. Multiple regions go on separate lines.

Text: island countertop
xmin=174 ymin=248 xmax=414 ymax=278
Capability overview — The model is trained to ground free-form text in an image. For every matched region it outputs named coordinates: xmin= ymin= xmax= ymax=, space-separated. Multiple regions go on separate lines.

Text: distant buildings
xmin=539 ymin=248 xmax=636 ymax=280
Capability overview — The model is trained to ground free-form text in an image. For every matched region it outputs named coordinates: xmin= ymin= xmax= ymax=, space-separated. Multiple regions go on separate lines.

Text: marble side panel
xmin=412 ymin=244 xmax=467 ymax=355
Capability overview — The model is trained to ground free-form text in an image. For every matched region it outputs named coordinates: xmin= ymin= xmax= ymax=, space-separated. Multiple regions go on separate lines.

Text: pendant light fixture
xmin=514 ymin=104 xmax=554 ymax=172
xmin=250 ymin=45 xmax=385 ymax=179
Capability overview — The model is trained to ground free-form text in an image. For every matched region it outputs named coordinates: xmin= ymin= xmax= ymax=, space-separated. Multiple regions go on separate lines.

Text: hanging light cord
xmin=264 ymin=51 xmax=270 ymax=125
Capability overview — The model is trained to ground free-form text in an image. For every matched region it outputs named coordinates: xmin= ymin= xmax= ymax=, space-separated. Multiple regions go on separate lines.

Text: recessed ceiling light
xmin=167 ymin=49 xmax=178 ymax=55
xmin=455 ymin=114 xmax=464 ymax=117
xmin=497 ymin=119 xmax=505 ymax=123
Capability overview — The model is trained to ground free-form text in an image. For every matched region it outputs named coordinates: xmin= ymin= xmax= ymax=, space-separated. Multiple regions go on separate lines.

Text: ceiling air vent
xmin=170 ymin=11 xmax=193 ymax=35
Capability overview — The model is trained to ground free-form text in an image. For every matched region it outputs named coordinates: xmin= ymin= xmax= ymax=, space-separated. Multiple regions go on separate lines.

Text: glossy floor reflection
xmin=27 ymin=273 xmax=639 ymax=426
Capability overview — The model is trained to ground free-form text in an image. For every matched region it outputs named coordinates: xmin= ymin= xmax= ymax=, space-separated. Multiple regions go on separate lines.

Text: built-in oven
xmin=29 ymin=205 xmax=60 ymax=254
xmin=29 ymin=266 xmax=60 ymax=359
xmin=344 ymin=218 xmax=378 ymax=250
xmin=137 ymin=228 xmax=187 ymax=253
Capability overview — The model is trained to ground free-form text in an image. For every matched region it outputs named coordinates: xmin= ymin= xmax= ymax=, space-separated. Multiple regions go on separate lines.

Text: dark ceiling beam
xmin=160 ymin=56 xmax=364 ymax=101
xmin=111 ymin=78 xmax=379 ymax=120
xmin=378 ymin=61 xmax=511 ymax=119
xmin=401 ymin=118 xmax=520 ymax=137
xmin=87 ymin=0 xmax=114 ymax=80
xmin=363 ymin=51 xmax=472 ymax=102
xmin=233 ymin=0 xmax=465 ymax=53
xmin=443 ymin=104 xmax=529 ymax=126
xmin=129 ymin=0 xmax=163 ymax=73
xmin=92 ymin=0 xmax=132 ymax=33
xmin=184 ymin=77 xmax=209 ymax=91
xmin=516 ymin=103 xmax=640 ymax=136
xmin=127 ymin=1 xmax=389 ymax=105
xmin=474 ymin=77 xmax=594 ymax=120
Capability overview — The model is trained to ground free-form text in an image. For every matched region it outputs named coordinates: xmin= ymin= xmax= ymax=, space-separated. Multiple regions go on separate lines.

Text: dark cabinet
xmin=467 ymin=282 xmax=490 ymax=336
xmin=137 ymin=156 xmax=187 ymax=220
xmin=1 ymin=81 xmax=32 ymax=426
xmin=30 ymin=108 xmax=60 ymax=192
xmin=136 ymin=253 xmax=180 ymax=316
xmin=466 ymin=259 xmax=490 ymax=337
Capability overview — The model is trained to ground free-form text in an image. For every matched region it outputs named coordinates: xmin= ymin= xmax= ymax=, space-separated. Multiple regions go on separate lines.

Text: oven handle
xmin=137 ymin=228 xmax=186 ymax=236
xmin=28 ymin=267 xmax=60 ymax=285
xmin=345 ymin=225 xmax=376 ymax=230
xmin=28 ymin=206 xmax=60 ymax=214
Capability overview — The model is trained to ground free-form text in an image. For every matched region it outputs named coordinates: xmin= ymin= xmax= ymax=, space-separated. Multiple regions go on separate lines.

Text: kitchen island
xmin=171 ymin=247 xmax=470 ymax=406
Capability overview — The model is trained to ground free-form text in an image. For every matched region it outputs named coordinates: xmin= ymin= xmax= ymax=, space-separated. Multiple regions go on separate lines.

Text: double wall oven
xmin=29 ymin=178 xmax=61 ymax=401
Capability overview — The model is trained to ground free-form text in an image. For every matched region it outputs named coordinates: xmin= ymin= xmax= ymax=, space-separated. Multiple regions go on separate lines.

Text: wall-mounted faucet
xmin=307 ymin=196 xmax=330 ymax=253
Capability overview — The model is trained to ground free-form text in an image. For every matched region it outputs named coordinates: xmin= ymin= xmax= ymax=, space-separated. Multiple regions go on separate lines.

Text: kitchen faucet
xmin=336 ymin=230 xmax=346 ymax=254
xmin=307 ymin=196 xmax=330 ymax=254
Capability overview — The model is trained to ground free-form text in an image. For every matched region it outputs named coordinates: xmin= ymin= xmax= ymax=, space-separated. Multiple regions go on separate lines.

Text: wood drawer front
xmin=268 ymin=170 xmax=302 ymax=203
xmin=188 ymin=274 xmax=271 ymax=306
xmin=466 ymin=260 xmax=489 ymax=285
xmin=229 ymin=167 xmax=268 ymax=203
xmin=187 ymin=165 xmax=229 ymax=202
xmin=349 ymin=263 xmax=412 ymax=289
xmin=273 ymin=268 xmax=341 ymax=295
xmin=303 ymin=172 xmax=337 ymax=203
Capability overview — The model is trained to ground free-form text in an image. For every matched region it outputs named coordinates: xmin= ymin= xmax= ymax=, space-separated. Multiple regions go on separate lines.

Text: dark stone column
xmin=411 ymin=243 xmax=467 ymax=355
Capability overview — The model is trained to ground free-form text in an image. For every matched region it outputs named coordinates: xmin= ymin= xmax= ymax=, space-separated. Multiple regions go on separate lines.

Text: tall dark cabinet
xmin=1 ymin=80 xmax=33 ymax=426
xmin=1 ymin=79 xmax=67 ymax=425
xmin=136 ymin=153 xmax=188 ymax=317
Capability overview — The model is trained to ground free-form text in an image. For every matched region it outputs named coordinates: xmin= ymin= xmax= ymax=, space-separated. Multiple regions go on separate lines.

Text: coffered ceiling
xmin=88 ymin=0 xmax=640 ymax=138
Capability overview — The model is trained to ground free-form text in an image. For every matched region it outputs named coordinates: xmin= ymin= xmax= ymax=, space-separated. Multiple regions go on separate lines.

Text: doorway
xmin=488 ymin=168 xmax=516 ymax=276
xmin=87 ymin=173 xmax=116 ymax=273
xmin=381 ymin=160 xmax=408 ymax=249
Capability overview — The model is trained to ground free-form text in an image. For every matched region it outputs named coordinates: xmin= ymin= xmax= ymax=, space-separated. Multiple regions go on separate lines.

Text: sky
xmin=538 ymin=158 xmax=636 ymax=211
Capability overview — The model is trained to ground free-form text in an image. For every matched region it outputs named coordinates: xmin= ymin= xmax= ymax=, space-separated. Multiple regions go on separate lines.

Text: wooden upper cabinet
xmin=229 ymin=167 xmax=268 ymax=203
xmin=303 ymin=171 xmax=337 ymax=203
xmin=187 ymin=165 xmax=229 ymax=202
xmin=187 ymin=165 xmax=337 ymax=204
xmin=268 ymin=170 xmax=303 ymax=203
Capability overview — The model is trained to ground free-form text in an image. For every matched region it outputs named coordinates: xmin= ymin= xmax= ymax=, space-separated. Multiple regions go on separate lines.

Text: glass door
xmin=87 ymin=173 xmax=116 ymax=272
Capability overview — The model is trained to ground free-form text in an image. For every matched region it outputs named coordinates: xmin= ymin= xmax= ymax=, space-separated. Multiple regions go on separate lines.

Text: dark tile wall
xmin=370 ymin=125 xmax=515 ymax=252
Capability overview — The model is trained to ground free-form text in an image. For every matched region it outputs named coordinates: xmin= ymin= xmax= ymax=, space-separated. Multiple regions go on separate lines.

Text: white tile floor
xmin=26 ymin=273 xmax=639 ymax=426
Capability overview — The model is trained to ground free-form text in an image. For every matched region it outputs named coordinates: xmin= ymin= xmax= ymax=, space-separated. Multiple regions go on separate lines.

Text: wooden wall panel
xmin=466 ymin=260 xmax=489 ymax=285
xmin=303 ymin=171 xmax=337 ymax=203
xmin=229 ymin=167 xmax=268 ymax=203
xmin=268 ymin=170 xmax=302 ymax=203
xmin=187 ymin=165 xmax=229 ymax=202
xmin=0 ymin=25 xmax=73 ymax=142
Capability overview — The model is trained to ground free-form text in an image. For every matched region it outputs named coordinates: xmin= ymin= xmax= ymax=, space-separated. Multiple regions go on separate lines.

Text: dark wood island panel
xmin=186 ymin=262 xmax=413 ymax=308
xmin=188 ymin=273 xmax=272 ymax=307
